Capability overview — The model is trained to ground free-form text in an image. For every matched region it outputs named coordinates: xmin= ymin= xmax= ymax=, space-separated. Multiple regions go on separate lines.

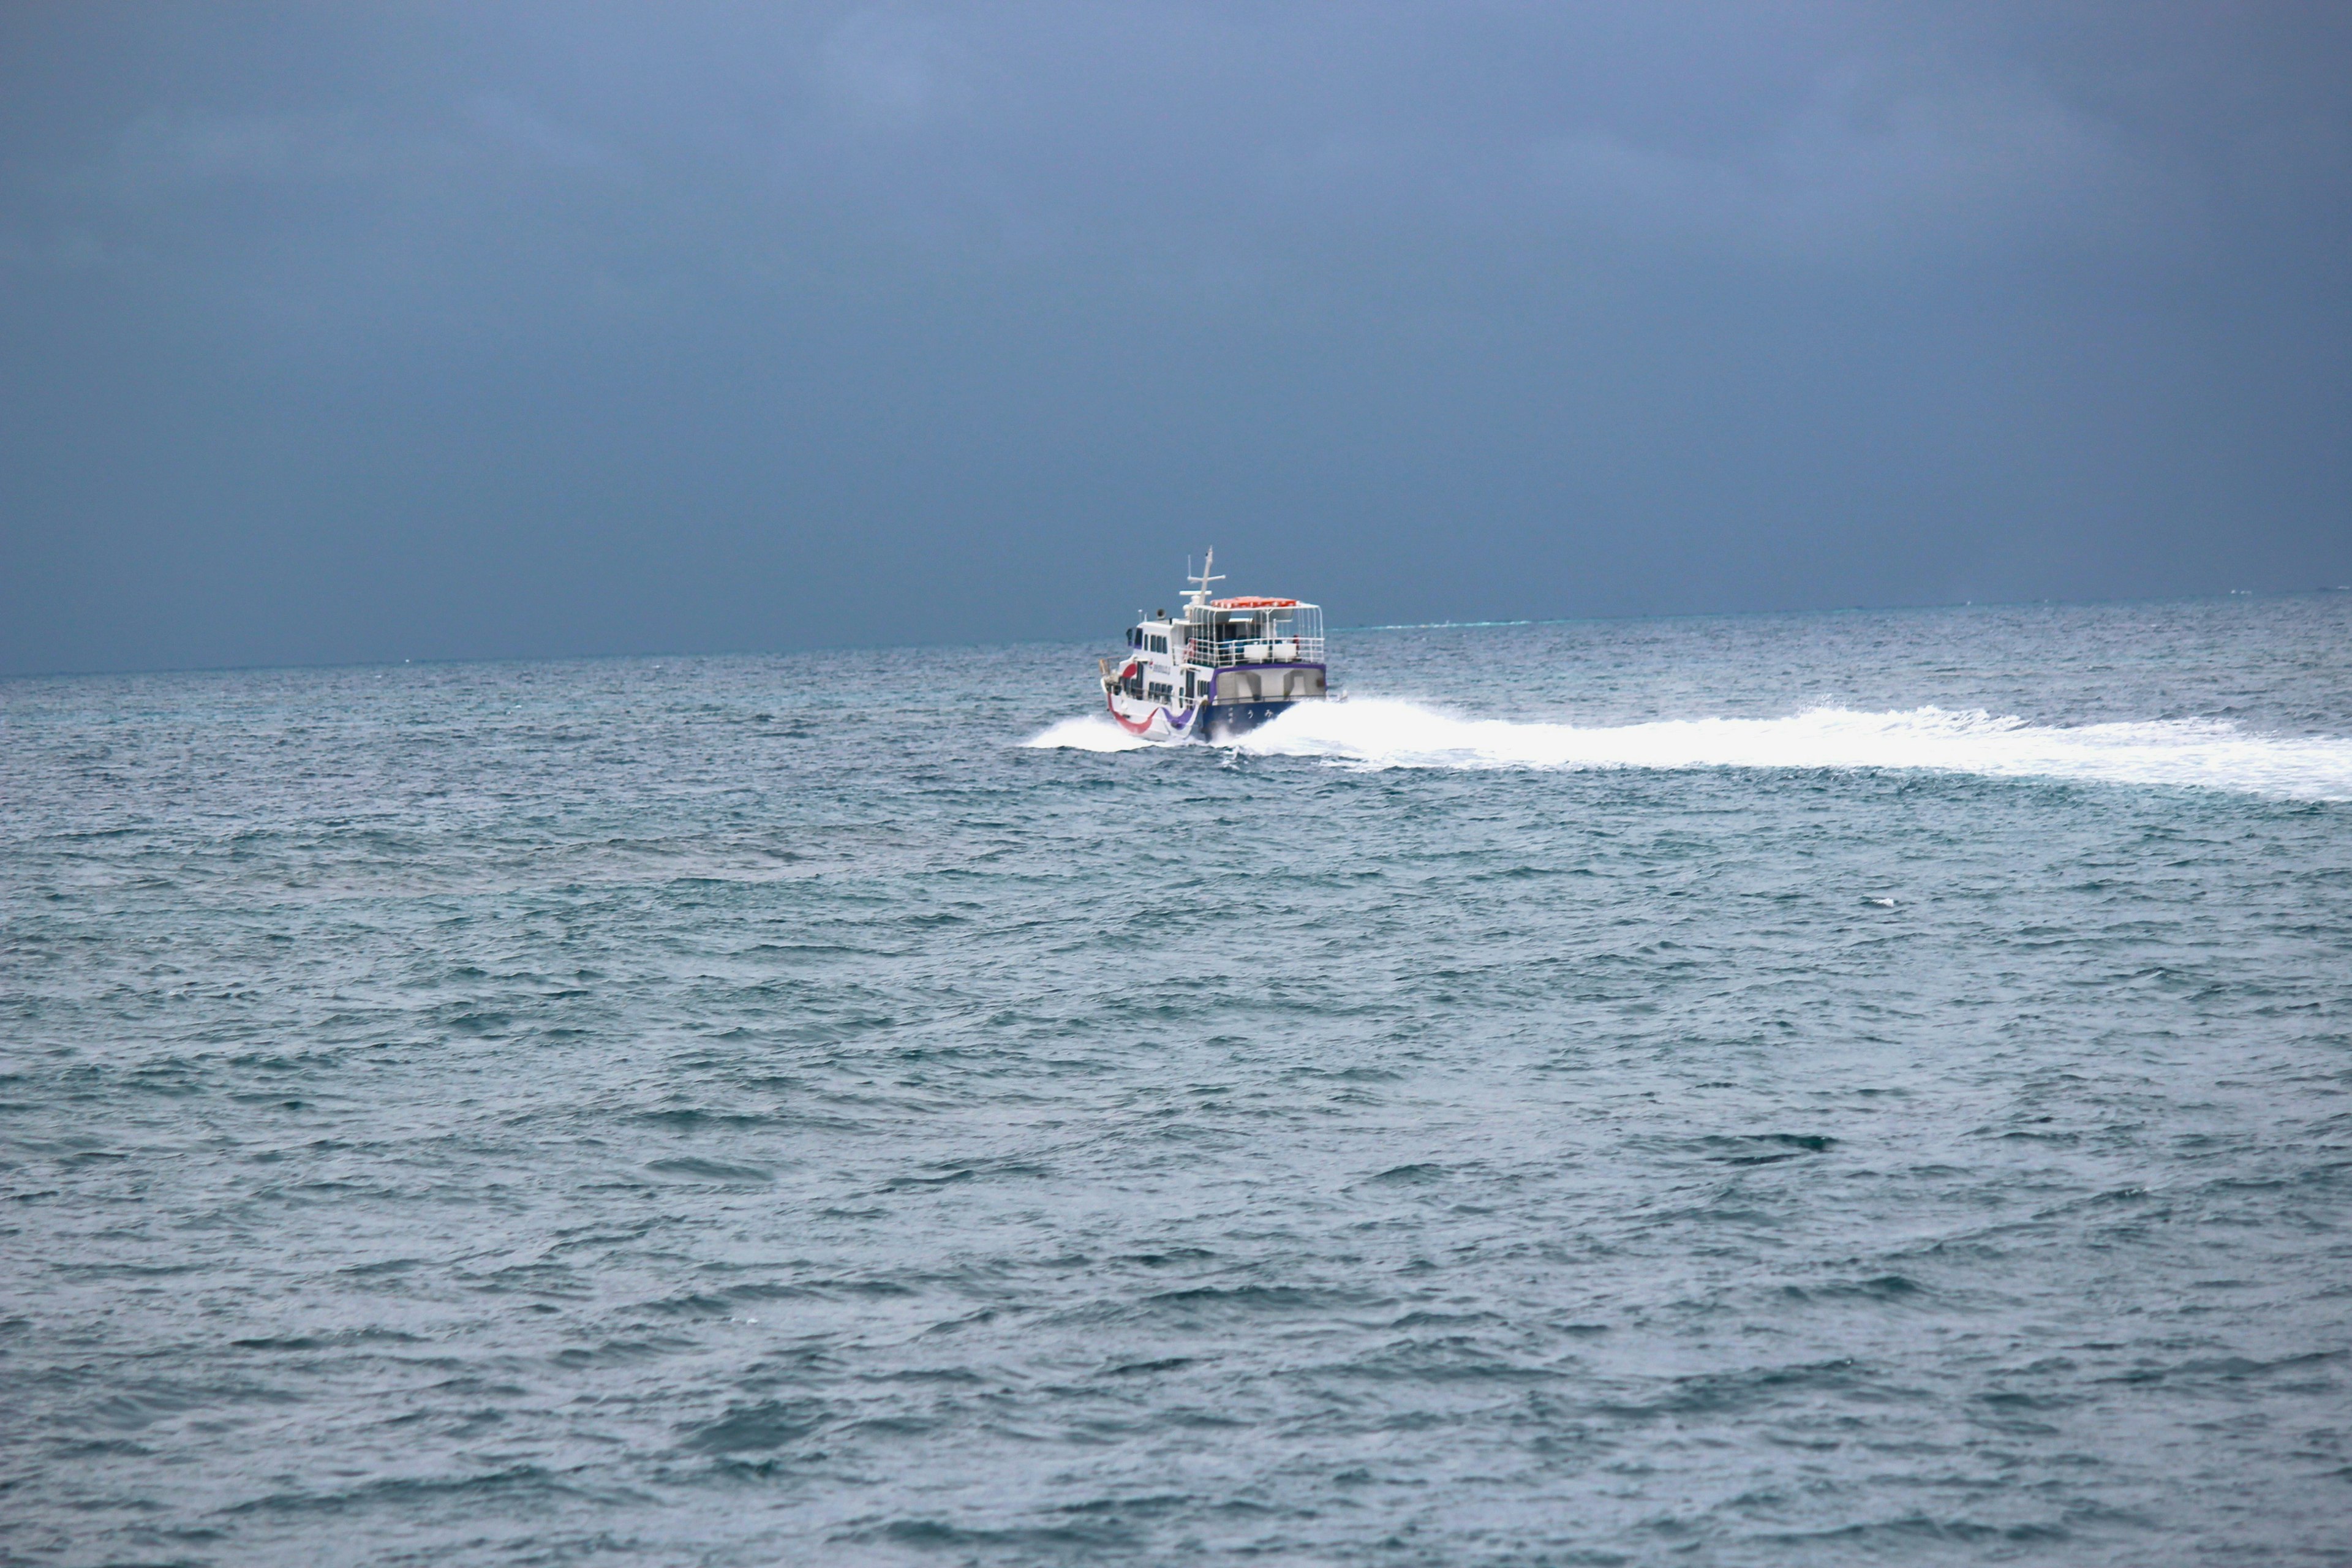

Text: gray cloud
xmin=1 ymin=1 xmax=2346 ymax=674
xmin=1523 ymin=72 xmax=2156 ymax=262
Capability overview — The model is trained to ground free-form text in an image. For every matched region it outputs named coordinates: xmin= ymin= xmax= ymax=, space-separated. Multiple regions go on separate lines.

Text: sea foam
xmin=1227 ymin=699 xmax=2352 ymax=799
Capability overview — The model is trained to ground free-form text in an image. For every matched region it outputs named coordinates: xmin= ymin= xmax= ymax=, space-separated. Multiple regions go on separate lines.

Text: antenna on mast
xmin=1185 ymin=547 xmax=1224 ymax=614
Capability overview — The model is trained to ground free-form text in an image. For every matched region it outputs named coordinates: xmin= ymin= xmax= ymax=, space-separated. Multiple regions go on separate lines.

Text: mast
xmin=1184 ymin=547 xmax=1223 ymax=618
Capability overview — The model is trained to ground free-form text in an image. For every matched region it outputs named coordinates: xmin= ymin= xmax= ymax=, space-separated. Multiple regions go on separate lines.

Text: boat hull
xmin=1101 ymin=658 xmax=1326 ymax=742
xmin=1107 ymin=696 xmax=1314 ymax=744
xmin=1103 ymin=663 xmax=1327 ymax=744
xmin=1104 ymin=696 xmax=1200 ymax=741
xmin=1202 ymin=663 xmax=1325 ymax=742
xmin=1203 ymin=699 xmax=1303 ymax=742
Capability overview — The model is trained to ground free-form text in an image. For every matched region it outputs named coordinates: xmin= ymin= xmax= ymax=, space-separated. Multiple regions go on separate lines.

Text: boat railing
xmin=1186 ymin=633 xmax=1326 ymax=668
xmin=1181 ymin=604 xmax=1324 ymax=668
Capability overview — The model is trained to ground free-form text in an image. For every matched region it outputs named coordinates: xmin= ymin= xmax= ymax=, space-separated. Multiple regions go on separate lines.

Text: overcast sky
xmin=2 ymin=2 xmax=2348 ymax=674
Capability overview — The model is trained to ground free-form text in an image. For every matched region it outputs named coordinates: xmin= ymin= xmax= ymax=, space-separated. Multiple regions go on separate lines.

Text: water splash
xmin=1226 ymin=699 xmax=2352 ymax=799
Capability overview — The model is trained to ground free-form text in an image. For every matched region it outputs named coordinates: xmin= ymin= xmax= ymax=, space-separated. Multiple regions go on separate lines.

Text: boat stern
xmin=1204 ymin=663 xmax=1326 ymax=741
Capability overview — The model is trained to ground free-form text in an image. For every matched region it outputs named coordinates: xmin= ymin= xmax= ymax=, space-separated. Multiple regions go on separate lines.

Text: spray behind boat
xmin=1099 ymin=548 xmax=1329 ymax=743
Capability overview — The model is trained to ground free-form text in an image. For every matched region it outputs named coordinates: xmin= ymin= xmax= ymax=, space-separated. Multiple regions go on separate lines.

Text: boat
xmin=1099 ymin=551 xmax=1327 ymax=742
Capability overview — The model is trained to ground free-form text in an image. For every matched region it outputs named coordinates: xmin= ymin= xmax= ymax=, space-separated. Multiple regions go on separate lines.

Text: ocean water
xmin=4 ymin=594 xmax=2351 ymax=1566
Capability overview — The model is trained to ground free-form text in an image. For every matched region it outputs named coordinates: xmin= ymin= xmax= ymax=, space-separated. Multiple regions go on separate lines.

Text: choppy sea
xmin=4 ymin=594 xmax=2351 ymax=1567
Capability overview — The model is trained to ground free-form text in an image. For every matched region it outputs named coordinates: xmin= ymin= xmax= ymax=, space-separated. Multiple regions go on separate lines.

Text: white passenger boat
xmin=1100 ymin=551 xmax=1327 ymax=742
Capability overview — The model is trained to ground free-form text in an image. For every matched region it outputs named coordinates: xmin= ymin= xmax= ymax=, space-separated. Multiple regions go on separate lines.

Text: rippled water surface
xmin=4 ymin=595 xmax=2351 ymax=1566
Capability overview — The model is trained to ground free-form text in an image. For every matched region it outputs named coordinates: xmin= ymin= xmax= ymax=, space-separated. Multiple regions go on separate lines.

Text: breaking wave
xmin=1227 ymin=699 xmax=2352 ymax=800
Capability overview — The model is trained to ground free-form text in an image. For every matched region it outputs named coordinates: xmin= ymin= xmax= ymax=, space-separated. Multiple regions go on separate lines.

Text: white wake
xmin=1219 ymin=700 xmax=2352 ymax=800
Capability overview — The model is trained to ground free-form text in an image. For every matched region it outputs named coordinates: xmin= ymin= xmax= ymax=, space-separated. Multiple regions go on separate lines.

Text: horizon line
xmin=3 ymin=586 xmax=2345 ymax=685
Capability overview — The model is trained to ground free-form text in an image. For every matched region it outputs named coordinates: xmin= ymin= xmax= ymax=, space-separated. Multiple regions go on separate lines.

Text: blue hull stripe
xmin=1205 ymin=700 xmax=1302 ymax=741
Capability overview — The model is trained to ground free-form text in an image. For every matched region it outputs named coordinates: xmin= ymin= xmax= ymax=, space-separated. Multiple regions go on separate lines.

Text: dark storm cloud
xmin=2 ymin=2 xmax=2347 ymax=674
